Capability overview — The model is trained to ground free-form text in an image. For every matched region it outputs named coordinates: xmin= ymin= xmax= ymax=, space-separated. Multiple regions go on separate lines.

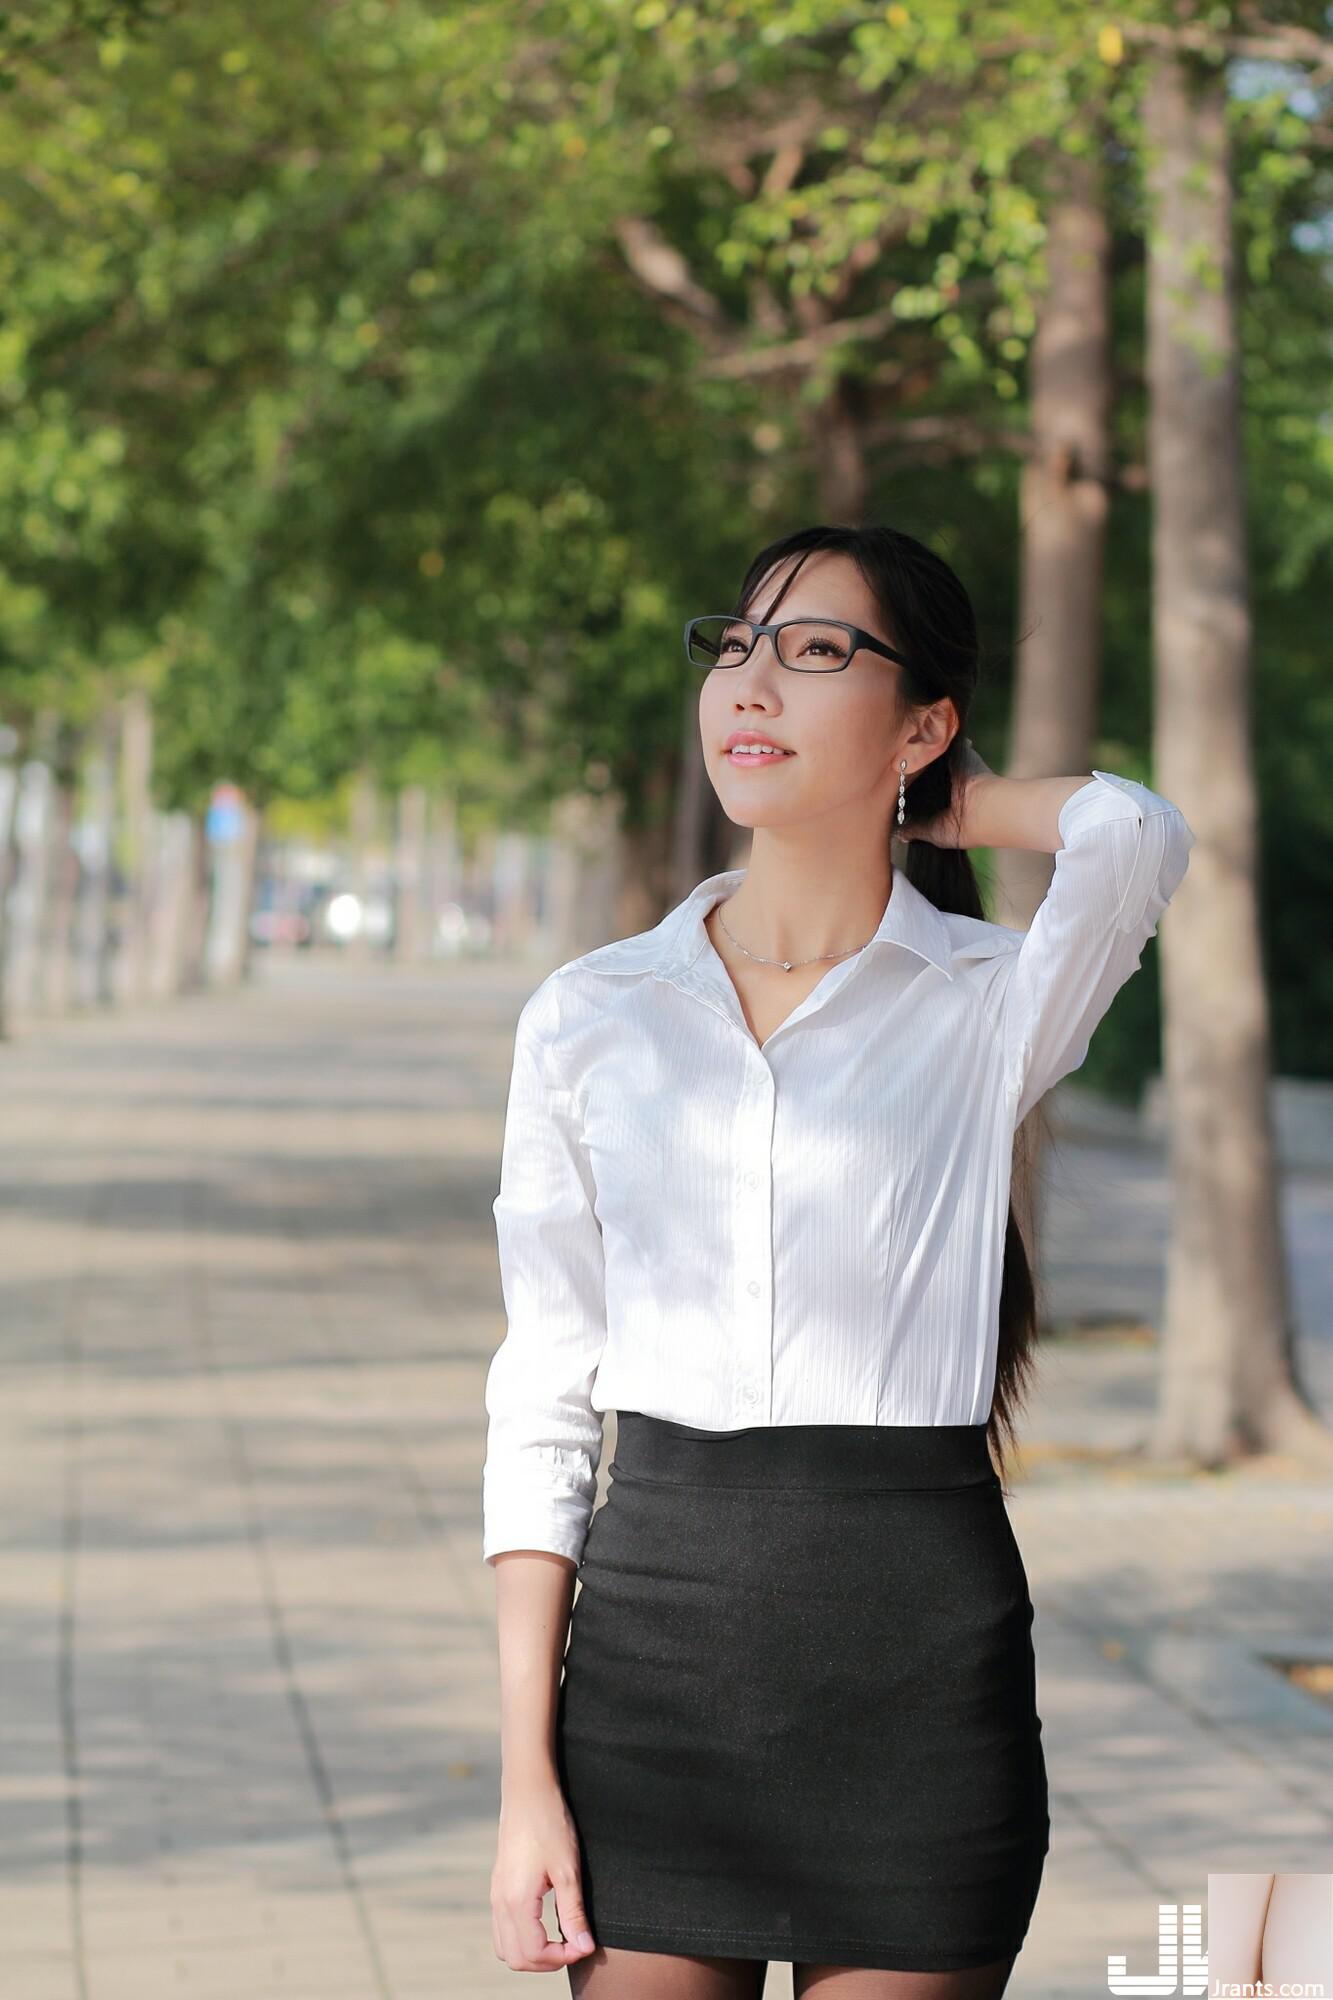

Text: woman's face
xmin=697 ymin=550 xmax=915 ymax=837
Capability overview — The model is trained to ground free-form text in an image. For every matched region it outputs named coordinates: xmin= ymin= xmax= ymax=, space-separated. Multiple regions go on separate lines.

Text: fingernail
xmin=578 ymin=1932 xmax=594 ymax=1950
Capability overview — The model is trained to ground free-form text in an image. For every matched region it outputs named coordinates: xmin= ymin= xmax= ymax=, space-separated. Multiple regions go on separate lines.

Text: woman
xmin=483 ymin=524 xmax=1195 ymax=1999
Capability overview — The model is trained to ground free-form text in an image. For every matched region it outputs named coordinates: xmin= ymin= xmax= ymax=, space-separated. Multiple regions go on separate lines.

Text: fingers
xmin=900 ymin=813 xmax=944 ymax=846
xmin=496 ymin=1886 xmax=561 ymax=1972
xmin=553 ymin=1864 xmax=597 ymax=1961
xmin=493 ymin=1880 xmax=596 ymax=1973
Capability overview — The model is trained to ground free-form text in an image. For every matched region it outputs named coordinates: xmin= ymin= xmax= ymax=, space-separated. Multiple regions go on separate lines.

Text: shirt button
xmin=742 ymin=1385 xmax=760 ymax=1404
xmin=747 ymin=1279 xmax=760 ymax=1296
xmin=744 ymin=1171 xmax=758 ymax=1187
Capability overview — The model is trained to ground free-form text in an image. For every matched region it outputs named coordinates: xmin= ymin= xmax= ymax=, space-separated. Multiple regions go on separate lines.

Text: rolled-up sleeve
xmin=998 ymin=768 xmax=1195 ymax=1126
xmin=482 ymin=975 xmax=608 ymax=1568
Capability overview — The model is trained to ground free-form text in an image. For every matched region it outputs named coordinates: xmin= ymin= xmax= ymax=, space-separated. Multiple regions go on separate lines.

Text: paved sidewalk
xmin=1 ymin=955 xmax=1329 ymax=2000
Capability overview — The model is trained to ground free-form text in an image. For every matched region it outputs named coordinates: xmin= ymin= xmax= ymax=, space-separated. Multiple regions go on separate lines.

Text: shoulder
xmin=525 ymin=897 xmax=687 ymax=1015
xmin=513 ymin=940 xmax=658 ymax=1048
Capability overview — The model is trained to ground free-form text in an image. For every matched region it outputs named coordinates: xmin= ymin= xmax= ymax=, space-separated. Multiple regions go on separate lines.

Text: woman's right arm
xmin=483 ymin=977 xmax=608 ymax=1572
xmin=483 ymin=975 xmax=607 ymax=1973
xmin=490 ymin=1551 xmax=596 ymax=1973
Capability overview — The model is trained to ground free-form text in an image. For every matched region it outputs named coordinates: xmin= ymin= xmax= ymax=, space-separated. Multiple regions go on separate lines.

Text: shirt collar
xmin=580 ymin=864 xmax=955 ymax=983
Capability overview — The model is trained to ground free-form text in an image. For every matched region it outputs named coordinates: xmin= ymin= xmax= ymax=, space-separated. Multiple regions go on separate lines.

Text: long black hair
xmin=730 ymin=523 xmax=1043 ymax=1489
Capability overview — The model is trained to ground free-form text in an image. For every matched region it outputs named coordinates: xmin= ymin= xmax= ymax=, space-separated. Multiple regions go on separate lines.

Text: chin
xmin=715 ymin=790 xmax=805 ymax=831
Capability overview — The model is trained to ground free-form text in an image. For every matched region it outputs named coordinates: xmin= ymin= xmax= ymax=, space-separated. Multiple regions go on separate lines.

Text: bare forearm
xmin=493 ymin=1550 xmax=577 ymax=1799
xmin=959 ymin=771 xmax=1093 ymax=855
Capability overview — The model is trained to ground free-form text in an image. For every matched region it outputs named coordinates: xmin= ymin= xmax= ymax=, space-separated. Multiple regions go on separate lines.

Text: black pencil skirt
xmin=554 ymin=1411 xmax=1050 ymax=1973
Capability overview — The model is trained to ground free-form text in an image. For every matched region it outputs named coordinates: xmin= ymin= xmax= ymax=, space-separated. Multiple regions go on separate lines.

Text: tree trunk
xmin=347 ymin=764 xmax=379 ymax=961
xmin=809 ymin=373 xmax=869 ymax=523
xmin=672 ymin=681 xmax=712 ymax=902
xmin=616 ymin=760 xmax=676 ymax=940
xmin=235 ymin=800 xmax=264 ymax=986
xmin=179 ymin=809 xmax=213 ymax=994
xmin=547 ymin=790 xmax=624 ymax=961
xmin=38 ymin=720 xmax=82 ymax=1017
xmin=75 ymin=704 xmax=118 ymax=1010
xmin=394 ymin=783 xmax=429 ymax=963
xmin=206 ymin=795 xmax=263 ymax=989
xmin=147 ymin=812 xmax=197 ymax=999
xmin=1141 ymin=49 xmax=1330 ymax=1466
xmin=672 ymin=658 xmax=744 ymax=898
xmin=118 ymin=686 xmax=154 ymax=1007
xmin=430 ymin=791 xmax=462 ymax=951
xmin=0 ymin=720 xmax=26 ymax=1039
xmin=12 ymin=710 xmax=65 ymax=1018
xmin=996 ymin=137 xmax=1114 ymax=1279
xmin=996 ymin=138 xmax=1112 ymax=926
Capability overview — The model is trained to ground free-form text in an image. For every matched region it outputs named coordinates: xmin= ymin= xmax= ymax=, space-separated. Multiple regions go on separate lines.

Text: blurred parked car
xmin=249 ymin=876 xmax=315 ymax=948
xmin=318 ymin=885 xmax=395 ymax=948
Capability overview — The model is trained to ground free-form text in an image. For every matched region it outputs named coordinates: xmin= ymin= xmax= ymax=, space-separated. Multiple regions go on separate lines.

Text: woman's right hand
xmin=491 ymin=1777 xmax=597 ymax=1973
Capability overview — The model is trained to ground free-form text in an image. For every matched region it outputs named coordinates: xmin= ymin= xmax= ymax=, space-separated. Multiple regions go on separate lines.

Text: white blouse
xmin=482 ymin=768 xmax=1194 ymax=1566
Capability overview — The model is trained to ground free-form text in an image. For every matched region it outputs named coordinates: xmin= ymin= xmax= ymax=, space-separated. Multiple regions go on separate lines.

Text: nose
xmin=733 ymin=631 xmax=783 ymax=684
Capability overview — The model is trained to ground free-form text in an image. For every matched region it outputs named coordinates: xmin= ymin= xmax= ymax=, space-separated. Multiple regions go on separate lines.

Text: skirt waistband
xmin=610 ymin=1411 xmax=998 ymax=1492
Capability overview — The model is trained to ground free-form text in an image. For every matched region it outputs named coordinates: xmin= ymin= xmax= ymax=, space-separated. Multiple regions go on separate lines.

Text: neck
xmin=716 ymin=829 xmax=896 ymax=965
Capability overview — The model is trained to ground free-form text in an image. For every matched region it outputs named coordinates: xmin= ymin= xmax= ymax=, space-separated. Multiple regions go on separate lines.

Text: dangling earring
xmin=897 ymin=759 xmax=908 ymax=827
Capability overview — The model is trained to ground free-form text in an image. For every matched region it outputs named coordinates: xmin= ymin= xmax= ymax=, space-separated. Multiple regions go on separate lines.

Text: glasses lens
xmin=775 ymin=621 xmax=853 ymax=671
xmin=687 ymin=616 xmax=752 ymax=668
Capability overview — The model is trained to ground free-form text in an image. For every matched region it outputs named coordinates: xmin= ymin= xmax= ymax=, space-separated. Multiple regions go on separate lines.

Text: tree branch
xmin=695 ymin=302 xmax=902 ymax=378
xmin=863 ymin=412 xmax=1149 ymax=489
xmin=611 ymin=215 xmax=730 ymax=330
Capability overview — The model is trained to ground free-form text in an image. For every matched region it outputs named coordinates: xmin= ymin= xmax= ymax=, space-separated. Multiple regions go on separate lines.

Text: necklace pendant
xmin=782 ymin=960 xmax=792 ymax=971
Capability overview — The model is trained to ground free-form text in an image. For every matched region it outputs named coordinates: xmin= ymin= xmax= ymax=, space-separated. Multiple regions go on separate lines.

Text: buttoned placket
xmin=731 ymin=1051 xmax=776 ymax=1421
xmin=660 ymin=937 xmax=882 ymax=1427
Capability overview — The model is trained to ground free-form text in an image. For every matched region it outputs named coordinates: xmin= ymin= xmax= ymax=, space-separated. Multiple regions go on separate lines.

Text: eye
xmin=786 ymin=623 xmax=852 ymax=665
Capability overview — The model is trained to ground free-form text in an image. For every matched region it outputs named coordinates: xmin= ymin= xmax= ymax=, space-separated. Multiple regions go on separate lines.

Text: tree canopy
xmin=1 ymin=0 xmax=1329 ymax=1069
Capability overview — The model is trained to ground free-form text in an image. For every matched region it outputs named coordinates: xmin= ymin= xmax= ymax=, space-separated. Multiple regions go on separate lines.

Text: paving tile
xmin=3 ymin=958 xmax=1330 ymax=2000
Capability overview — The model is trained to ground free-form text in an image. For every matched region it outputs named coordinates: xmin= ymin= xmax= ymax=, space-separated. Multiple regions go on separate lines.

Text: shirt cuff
xmin=482 ymin=1480 xmax=594 ymax=1568
xmin=1057 ymin=767 xmax=1176 ymax=844
xmin=1055 ymin=766 xmax=1194 ymax=935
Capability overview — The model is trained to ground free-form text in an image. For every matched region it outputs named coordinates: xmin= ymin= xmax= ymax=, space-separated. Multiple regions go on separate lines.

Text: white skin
xmin=697 ymin=549 xmax=966 ymax=1042
xmin=1207 ymin=1873 xmax=1333 ymax=1994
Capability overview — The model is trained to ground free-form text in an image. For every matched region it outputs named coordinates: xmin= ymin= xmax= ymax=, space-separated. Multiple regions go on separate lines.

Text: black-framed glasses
xmin=683 ymin=614 xmax=913 ymax=674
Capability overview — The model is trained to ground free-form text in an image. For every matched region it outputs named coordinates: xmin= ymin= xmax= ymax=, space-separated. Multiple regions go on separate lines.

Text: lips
xmin=724 ymin=731 xmax=796 ymax=762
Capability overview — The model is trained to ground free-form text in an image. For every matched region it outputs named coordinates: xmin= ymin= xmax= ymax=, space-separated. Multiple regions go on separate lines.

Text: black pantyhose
xmin=793 ymin=1953 xmax=1018 ymax=1998
xmin=567 ymin=1945 xmax=769 ymax=1996
xmin=567 ymin=1946 xmax=1017 ymax=1998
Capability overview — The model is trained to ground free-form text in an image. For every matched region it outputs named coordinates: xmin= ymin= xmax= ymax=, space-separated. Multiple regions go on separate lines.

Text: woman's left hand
xmin=901 ymin=736 xmax=998 ymax=849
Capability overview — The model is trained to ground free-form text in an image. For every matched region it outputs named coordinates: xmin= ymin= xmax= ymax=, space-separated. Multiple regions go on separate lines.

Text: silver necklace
xmin=715 ymin=901 xmax=875 ymax=974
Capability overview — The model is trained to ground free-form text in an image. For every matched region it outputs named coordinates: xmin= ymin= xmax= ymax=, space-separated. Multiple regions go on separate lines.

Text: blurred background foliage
xmin=0 ymin=0 xmax=1329 ymax=1085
